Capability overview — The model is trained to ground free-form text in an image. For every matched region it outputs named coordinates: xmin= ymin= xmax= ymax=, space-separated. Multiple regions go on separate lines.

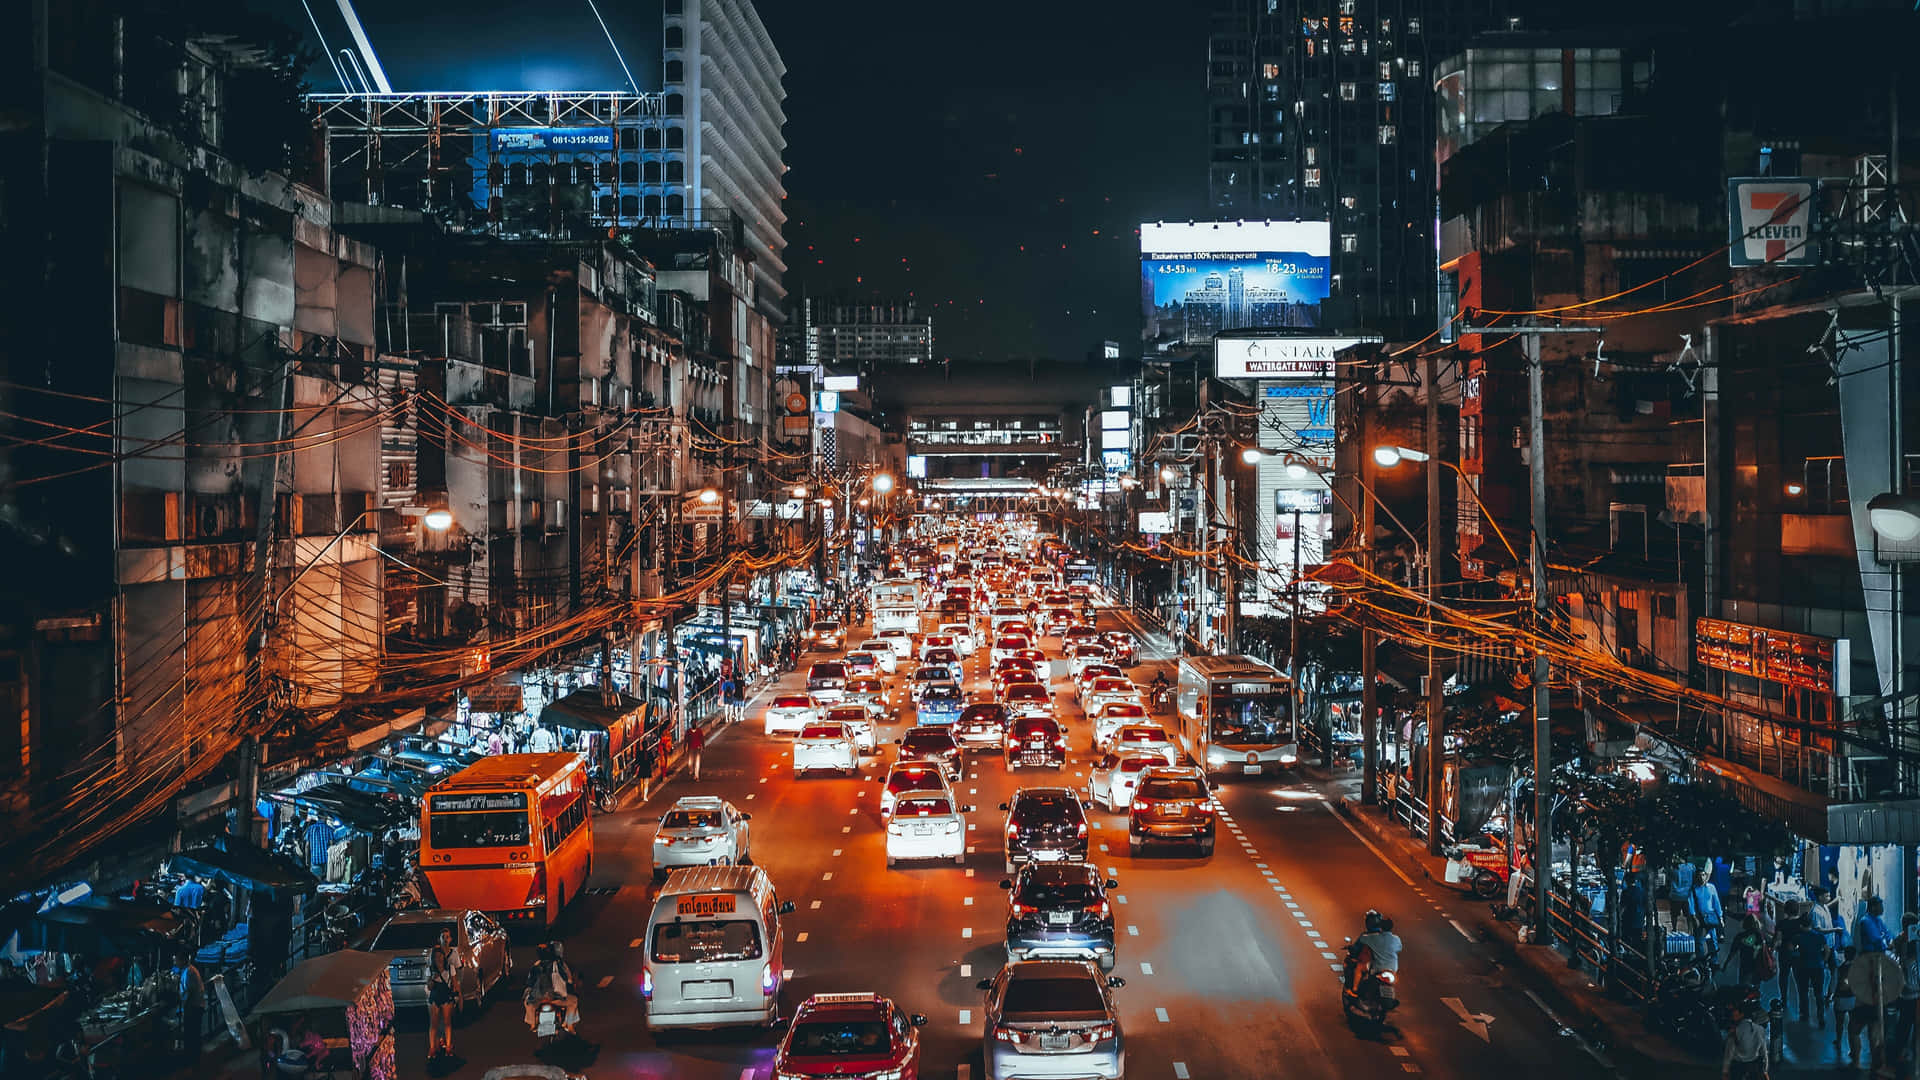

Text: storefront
xmin=540 ymin=689 xmax=658 ymax=794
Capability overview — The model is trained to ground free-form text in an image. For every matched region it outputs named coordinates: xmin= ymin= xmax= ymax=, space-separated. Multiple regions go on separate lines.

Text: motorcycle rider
xmin=523 ymin=941 xmax=584 ymax=1040
xmin=1347 ymin=910 xmax=1403 ymax=995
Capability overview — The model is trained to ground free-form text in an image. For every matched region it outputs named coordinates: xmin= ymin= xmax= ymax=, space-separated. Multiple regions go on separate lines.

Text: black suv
xmin=1004 ymin=716 xmax=1066 ymax=771
xmin=1001 ymin=862 xmax=1120 ymax=970
xmin=1000 ymin=787 xmax=1090 ymax=874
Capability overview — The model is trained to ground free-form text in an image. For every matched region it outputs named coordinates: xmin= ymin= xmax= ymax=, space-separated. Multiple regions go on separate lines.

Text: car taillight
xmin=1076 ymin=821 xmax=1087 ymax=837
xmin=1007 ymin=822 xmax=1019 ymax=838
xmin=1133 ymin=800 xmax=1152 ymax=814
xmin=1378 ymin=970 xmax=1397 ymax=984
xmin=761 ymin=962 xmax=777 ymax=995
xmin=524 ymin=863 xmax=547 ymax=907
xmin=1195 ymin=803 xmax=1215 ymax=816
xmin=1012 ymin=902 xmax=1039 ymax=916
xmin=994 ymin=1028 xmax=1025 ymax=1043
xmin=641 ymin=966 xmax=653 ymax=999
xmin=946 ymin=820 xmax=962 ymax=834
xmin=1055 ymin=735 xmax=1068 ymax=747
xmin=1091 ymin=1022 xmax=1115 ymax=1041
xmin=1086 ymin=901 xmax=1110 ymax=918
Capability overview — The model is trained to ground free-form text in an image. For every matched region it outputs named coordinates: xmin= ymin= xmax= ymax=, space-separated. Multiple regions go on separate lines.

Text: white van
xmin=644 ymin=866 xmax=796 ymax=1030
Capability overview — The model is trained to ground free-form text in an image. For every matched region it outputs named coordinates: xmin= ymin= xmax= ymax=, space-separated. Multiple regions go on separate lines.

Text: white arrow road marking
xmin=1442 ymin=996 xmax=1495 ymax=1042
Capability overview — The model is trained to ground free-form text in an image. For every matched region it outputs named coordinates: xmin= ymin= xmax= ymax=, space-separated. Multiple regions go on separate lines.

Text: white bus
xmin=1174 ymin=655 xmax=1297 ymax=779
xmin=871 ymin=579 xmax=921 ymax=636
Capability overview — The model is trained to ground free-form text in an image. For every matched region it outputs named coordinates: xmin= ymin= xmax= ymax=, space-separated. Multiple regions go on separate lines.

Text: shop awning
xmin=167 ymin=841 xmax=319 ymax=895
xmin=250 ymin=950 xmax=390 ymax=1019
xmin=30 ymin=897 xmax=188 ymax=953
xmin=542 ymin=689 xmax=647 ymax=733
xmin=263 ymin=782 xmax=408 ymax=832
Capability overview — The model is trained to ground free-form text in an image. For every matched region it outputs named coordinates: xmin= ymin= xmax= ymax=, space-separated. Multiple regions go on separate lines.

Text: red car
xmin=774 ymin=992 xmax=927 ymax=1080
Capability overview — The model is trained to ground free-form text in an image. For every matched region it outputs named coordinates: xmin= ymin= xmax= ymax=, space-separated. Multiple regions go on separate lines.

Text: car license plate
xmin=915 ymin=824 xmax=933 ymax=836
xmin=1048 ymin=910 xmax=1073 ymax=926
xmin=1244 ymin=763 xmax=1263 ymax=775
xmin=1041 ymin=1033 xmax=1071 ymax=1050
xmin=1032 ymin=849 xmax=1064 ymax=861
xmin=685 ymin=979 xmax=733 ymax=1000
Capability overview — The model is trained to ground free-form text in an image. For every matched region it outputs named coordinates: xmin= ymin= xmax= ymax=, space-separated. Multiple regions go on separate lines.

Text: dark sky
xmin=283 ymin=0 xmax=1208 ymax=365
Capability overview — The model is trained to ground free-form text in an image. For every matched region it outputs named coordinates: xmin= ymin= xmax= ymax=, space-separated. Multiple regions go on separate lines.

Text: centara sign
xmin=1215 ymin=337 xmax=1364 ymax=380
xmin=1728 ymin=178 xmax=1818 ymax=268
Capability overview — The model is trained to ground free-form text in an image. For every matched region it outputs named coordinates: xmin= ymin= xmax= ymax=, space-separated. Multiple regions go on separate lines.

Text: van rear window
xmin=651 ymin=919 xmax=763 ymax=963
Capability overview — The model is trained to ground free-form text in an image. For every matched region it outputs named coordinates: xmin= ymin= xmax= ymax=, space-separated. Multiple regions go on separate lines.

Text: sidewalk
xmin=1328 ymin=779 xmax=1879 ymax=1076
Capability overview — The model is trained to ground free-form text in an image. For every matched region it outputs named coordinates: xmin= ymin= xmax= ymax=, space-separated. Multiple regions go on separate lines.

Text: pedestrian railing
xmin=1373 ymin=776 xmax=1456 ymax=848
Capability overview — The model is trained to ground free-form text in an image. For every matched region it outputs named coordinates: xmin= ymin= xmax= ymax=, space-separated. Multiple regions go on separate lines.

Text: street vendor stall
xmin=17 ymin=896 xmax=192 ymax=1074
xmin=250 ymin=950 xmax=395 ymax=1080
xmin=539 ymin=688 xmax=655 ymax=796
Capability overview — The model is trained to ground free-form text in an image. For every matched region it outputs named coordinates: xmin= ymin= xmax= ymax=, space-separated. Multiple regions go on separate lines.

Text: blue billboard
xmin=487 ymin=126 xmax=615 ymax=153
xmin=1140 ymin=221 xmax=1332 ymax=344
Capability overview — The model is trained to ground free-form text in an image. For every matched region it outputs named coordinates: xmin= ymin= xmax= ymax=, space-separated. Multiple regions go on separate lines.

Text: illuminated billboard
xmin=1141 ymin=221 xmax=1331 ymax=344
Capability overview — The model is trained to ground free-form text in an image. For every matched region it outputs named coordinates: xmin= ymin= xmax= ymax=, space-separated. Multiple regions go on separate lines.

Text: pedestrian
xmin=1691 ymin=872 xmax=1726 ymax=959
xmin=1834 ymin=946 xmax=1860 ymax=1055
xmin=1723 ymin=914 xmax=1769 ymax=987
xmin=1861 ymin=897 xmax=1895 ymax=954
xmin=529 ymin=724 xmax=558 ymax=754
xmin=1894 ymin=937 xmax=1920 ymax=1073
xmin=1809 ymin=885 xmax=1842 ymax=963
xmin=688 ymin=723 xmax=706 ymax=782
xmin=427 ymin=926 xmax=458 ymax=1061
xmin=1721 ymin=1002 xmax=1769 ymax=1080
xmin=1785 ymin=915 xmax=1831 ymax=1025
xmin=303 ymin=814 xmax=335 ymax=882
xmin=486 ymin=729 xmax=504 ymax=756
xmin=168 ymin=947 xmax=206 ymax=1065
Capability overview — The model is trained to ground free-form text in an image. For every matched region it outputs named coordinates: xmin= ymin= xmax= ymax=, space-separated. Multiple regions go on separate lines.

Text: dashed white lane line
xmin=842 ymin=826 xmax=851 ymax=833
xmin=961 ymin=964 xmax=972 ymax=977
xmin=1390 ymin=1047 xmax=1411 ymax=1056
xmin=759 ymin=777 xmax=768 ymax=783
xmin=597 ymin=975 xmax=613 ymax=988
xmin=1450 ymin=919 xmax=1476 ymax=942
xmin=797 ymin=932 xmax=809 ymax=942
xmin=822 ymin=872 xmax=834 ymax=881
xmin=849 ymin=808 xmax=858 ymax=815
xmin=739 ymin=1068 xmax=755 ymax=1080
xmin=628 ymin=937 xmax=642 ymax=948
xmin=1127 ymin=925 xmax=1139 ymax=936
xmin=810 ymin=900 xmax=822 ymax=910
xmin=746 ymin=794 xmax=756 ymax=800
xmin=832 ymin=849 xmax=843 ymax=857
xmin=1155 ymin=1007 xmax=1170 ymax=1023
xmin=1174 ymin=1063 xmax=1190 ymax=1079
xmin=783 ymin=968 xmax=794 ymax=980
xmin=1285 ymin=902 xmax=1299 ymax=909
xmin=962 ymin=927 xmax=973 ymax=939
xmin=1321 ymin=951 xmax=1339 ymax=960
xmin=965 ymin=868 xmax=975 ymax=878
xmin=964 ymin=897 xmax=974 ymax=906
xmin=1140 ymin=962 xmax=1154 ymax=975
xmin=1100 ymin=843 xmax=1110 ymax=852
xmin=1116 ymin=894 xmax=1128 ymax=904
xmin=959 ymin=1009 xmax=973 ymax=1025
xmin=1255 ymin=863 xmax=1268 ymax=869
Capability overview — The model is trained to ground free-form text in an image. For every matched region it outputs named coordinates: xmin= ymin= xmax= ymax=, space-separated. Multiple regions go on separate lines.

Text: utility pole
xmin=1528 ymin=334 xmax=1554 ymax=944
xmin=1425 ymin=350 xmax=1446 ymax=855
xmin=1359 ymin=390 xmax=1379 ymax=805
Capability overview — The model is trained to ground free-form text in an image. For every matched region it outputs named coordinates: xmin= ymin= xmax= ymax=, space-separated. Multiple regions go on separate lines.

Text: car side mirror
xmin=779 ymin=900 xmax=796 ymax=915
xmin=975 ymin=978 xmax=994 ymax=992
xmin=911 ymin=1013 xmax=928 ymax=1027
xmin=999 ymin=879 xmax=1013 ymax=889
xmin=1106 ymin=879 xmax=1119 ymax=889
xmin=1107 ymin=976 xmax=1126 ymax=988
xmin=998 ymin=802 xmax=1009 ymax=811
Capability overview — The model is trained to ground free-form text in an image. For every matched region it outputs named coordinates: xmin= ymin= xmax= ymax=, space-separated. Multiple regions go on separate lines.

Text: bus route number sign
xmin=677 ymin=893 xmax=738 ymax=917
xmin=429 ymin=792 xmax=528 ymax=812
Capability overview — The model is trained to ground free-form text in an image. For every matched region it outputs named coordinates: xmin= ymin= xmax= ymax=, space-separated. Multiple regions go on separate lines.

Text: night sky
xmin=284 ymin=0 xmax=1208 ymax=365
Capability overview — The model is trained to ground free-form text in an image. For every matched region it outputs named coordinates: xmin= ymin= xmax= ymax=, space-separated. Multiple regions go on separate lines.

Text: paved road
xmin=403 ymin=600 xmax=1621 ymax=1079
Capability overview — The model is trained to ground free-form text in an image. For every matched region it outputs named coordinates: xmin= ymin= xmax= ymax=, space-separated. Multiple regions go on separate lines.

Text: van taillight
xmin=525 ymin=863 xmax=547 ymax=907
xmin=761 ymin=963 xmax=777 ymax=995
xmin=641 ymin=966 xmax=653 ymax=999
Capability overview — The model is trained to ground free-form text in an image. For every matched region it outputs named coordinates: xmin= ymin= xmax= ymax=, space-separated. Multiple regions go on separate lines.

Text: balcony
xmin=1780 ymin=514 xmax=1854 ymax=558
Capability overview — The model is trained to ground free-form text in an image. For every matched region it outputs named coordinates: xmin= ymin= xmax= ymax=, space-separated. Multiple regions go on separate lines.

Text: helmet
xmin=1364 ymin=909 xmax=1384 ymax=933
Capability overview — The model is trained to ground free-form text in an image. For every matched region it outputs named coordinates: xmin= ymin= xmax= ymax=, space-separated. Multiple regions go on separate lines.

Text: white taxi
xmin=1082 ymin=677 xmax=1143 ymax=719
xmin=885 ymin=789 xmax=969 ymax=867
xmin=1109 ymin=723 xmax=1179 ymax=766
xmin=856 ymin=638 xmax=900 ymax=674
xmin=1087 ymin=749 xmax=1164 ymax=810
xmin=1092 ymin=701 xmax=1152 ymax=751
xmin=793 ymin=721 xmax=860 ymax=778
xmin=939 ymin=622 xmax=978 ymax=656
xmin=764 ymin=693 xmax=822 ymax=736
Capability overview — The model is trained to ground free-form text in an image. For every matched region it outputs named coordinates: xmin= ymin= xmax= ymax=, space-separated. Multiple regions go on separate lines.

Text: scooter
xmin=1341 ymin=944 xmax=1401 ymax=1029
xmin=530 ymin=1001 xmax=564 ymax=1051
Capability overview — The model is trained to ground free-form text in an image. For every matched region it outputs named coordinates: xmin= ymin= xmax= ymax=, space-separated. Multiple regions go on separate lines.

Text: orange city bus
xmin=419 ymin=752 xmax=592 ymax=926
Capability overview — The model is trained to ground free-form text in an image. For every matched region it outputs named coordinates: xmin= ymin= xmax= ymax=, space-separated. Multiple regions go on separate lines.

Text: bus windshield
xmin=1210 ymin=693 xmax=1291 ymax=744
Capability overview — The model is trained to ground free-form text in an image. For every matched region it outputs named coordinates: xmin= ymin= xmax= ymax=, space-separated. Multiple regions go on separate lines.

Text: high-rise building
xmin=664 ymin=0 xmax=790 ymax=324
xmin=1206 ymin=0 xmax=1510 ymax=338
xmin=802 ymin=298 xmax=935 ymax=369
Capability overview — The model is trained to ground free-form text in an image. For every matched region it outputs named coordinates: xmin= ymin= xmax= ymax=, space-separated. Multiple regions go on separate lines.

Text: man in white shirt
xmin=1722 ymin=1003 xmax=1768 ymax=1080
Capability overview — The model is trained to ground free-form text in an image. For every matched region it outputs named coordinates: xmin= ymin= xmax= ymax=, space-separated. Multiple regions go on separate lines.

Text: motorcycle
xmin=530 ymin=1000 xmax=564 ymax=1050
xmin=1442 ymin=840 xmax=1509 ymax=900
xmin=1341 ymin=943 xmax=1401 ymax=1028
xmin=1646 ymin=955 xmax=1753 ymax=1051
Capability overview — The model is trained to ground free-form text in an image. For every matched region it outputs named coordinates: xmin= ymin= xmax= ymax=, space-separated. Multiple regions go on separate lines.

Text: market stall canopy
xmin=168 ymin=841 xmax=319 ymax=894
xmin=542 ymin=689 xmax=648 ymax=733
xmin=250 ymin=950 xmax=390 ymax=1019
xmin=29 ymin=896 xmax=187 ymax=954
xmin=263 ymin=782 xmax=408 ymax=832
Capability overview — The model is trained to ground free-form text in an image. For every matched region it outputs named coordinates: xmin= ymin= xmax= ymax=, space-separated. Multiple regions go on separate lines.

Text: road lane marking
xmin=739 ymin=1069 xmax=755 ymax=1080
xmin=1116 ymin=895 xmax=1128 ymax=904
xmin=1402 ymin=1064 xmax=1420 ymax=1073
xmin=967 ymin=845 xmax=976 ymax=854
xmin=968 ymin=823 xmax=977 ymax=830
xmin=966 ymin=868 xmax=975 ymax=878
xmin=1322 ymin=951 xmax=1339 ymax=960
xmin=629 ymin=938 xmax=642 ymax=948
xmin=832 ymin=849 xmax=843 ymax=857
xmin=842 ymin=826 xmax=851 ymax=833
xmin=1174 ymin=1064 xmax=1190 ymax=1079
xmin=1307 ymin=931 xmax=1322 ymax=939
xmin=1285 ymin=902 xmax=1299 ymax=909
xmin=959 ymin=1009 xmax=972 ymax=1025
xmin=810 ymin=900 xmax=822 ymax=909
xmin=962 ymin=927 xmax=973 ymax=939
xmin=746 ymin=794 xmax=755 ymax=800
xmin=1127 ymin=925 xmax=1139 ymax=936
xmin=1390 ymin=1047 xmax=1410 ymax=1056
xmin=1326 ymin=802 xmax=1416 ymax=886
xmin=1140 ymin=962 xmax=1154 ymax=975
xmin=1155 ymin=1007 xmax=1169 ymax=1023
xmin=1450 ymin=919 xmax=1475 ymax=942
xmin=1100 ymin=844 xmax=1109 ymax=852
xmin=822 ymin=872 xmax=834 ymax=881
xmin=760 ymin=777 xmax=768 ymax=783
xmin=961 ymin=964 xmax=972 ymax=977
xmin=797 ymin=932 xmax=809 ymax=942
xmin=964 ymin=897 xmax=973 ymax=906
xmin=1255 ymin=863 xmax=1268 ymax=868
xmin=597 ymin=975 xmax=613 ymax=988
xmin=783 ymin=968 xmax=793 ymax=980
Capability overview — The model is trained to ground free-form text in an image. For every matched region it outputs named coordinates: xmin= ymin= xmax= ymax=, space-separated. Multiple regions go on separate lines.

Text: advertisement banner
xmin=1218 ymin=336 xmax=1362 ymax=380
xmin=488 ymin=127 xmax=616 ymax=153
xmin=1141 ymin=221 xmax=1331 ymax=344
xmin=1137 ymin=511 xmax=1173 ymax=534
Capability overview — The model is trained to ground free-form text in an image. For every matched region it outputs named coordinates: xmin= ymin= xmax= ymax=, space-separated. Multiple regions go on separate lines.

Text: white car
xmin=1087 ymin=750 xmax=1165 ymax=810
xmin=1093 ymin=702 xmax=1153 ymax=750
xmin=807 ymin=619 xmax=847 ymax=650
xmin=1067 ymin=643 xmax=1113 ymax=679
xmin=881 ymin=760 xmax=951 ymax=818
xmin=856 ymin=639 xmax=900 ymax=674
xmin=843 ymin=677 xmax=892 ymax=720
xmin=793 ymin=721 xmax=859 ymax=777
xmin=651 ymin=796 xmax=751 ymax=881
xmin=919 ymin=635 xmax=961 ymax=663
xmin=939 ymin=622 xmax=978 ymax=656
xmin=764 ymin=693 xmax=822 ymax=736
xmin=1109 ymin=724 xmax=1179 ymax=766
xmin=823 ymin=705 xmax=879 ymax=754
xmin=991 ymin=634 xmax=1034 ymax=666
xmin=1074 ymin=664 xmax=1125 ymax=701
xmin=886 ymin=789 xmax=969 ymax=867
xmin=874 ymin=628 xmax=916 ymax=663
xmin=1083 ymin=678 xmax=1143 ymax=718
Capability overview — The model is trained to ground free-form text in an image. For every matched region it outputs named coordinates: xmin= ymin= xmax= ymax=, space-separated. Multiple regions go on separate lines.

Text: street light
xmin=1372 ymin=444 xmax=1431 ymax=469
xmin=872 ymin=473 xmax=895 ymax=494
xmin=1869 ymin=492 xmax=1920 ymax=541
xmin=697 ymin=488 xmax=721 ymax=505
xmin=1240 ymin=446 xmax=1267 ymax=465
xmin=422 ymin=508 xmax=454 ymax=532
xmin=1159 ymin=466 xmax=1177 ymax=484
xmin=791 ymin=484 xmax=809 ymax=499
xmin=1285 ymin=462 xmax=1311 ymax=481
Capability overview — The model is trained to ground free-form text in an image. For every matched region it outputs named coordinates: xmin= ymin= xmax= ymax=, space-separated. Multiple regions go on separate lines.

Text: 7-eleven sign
xmin=1729 ymin=178 xmax=1818 ymax=267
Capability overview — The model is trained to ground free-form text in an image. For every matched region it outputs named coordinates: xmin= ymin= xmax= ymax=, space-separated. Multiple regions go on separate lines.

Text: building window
xmin=1378 ymin=124 xmax=1396 ymax=145
xmin=620 ymin=195 xmax=640 ymax=217
xmin=1340 ymin=195 xmax=1357 ymax=209
xmin=1243 ymin=131 xmax=1257 ymax=144
xmin=665 ymin=59 xmax=683 ymax=82
xmin=664 ymin=93 xmax=684 ymax=116
xmin=1379 ymin=18 xmax=1392 ymax=33
xmin=599 ymin=195 xmax=615 ymax=216
xmin=1304 ymin=168 xmax=1321 ymax=187
xmin=1262 ymin=62 xmax=1279 ymax=79
xmin=643 ymin=128 xmax=662 ymax=149
xmin=643 ymin=194 xmax=660 ymax=217
xmin=666 ymin=159 xmax=684 ymax=182
xmin=640 ymin=160 xmax=659 ymax=182
xmin=1379 ymin=61 xmax=1392 ymax=79
xmin=1339 ymin=0 xmax=1354 ymax=13
xmin=664 ymin=26 xmax=683 ymax=49
xmin=1407 ymin=59 xmax=1420 ymax=78
xmin=665 ymin=194 xmax=684 ymax=216
xmin=1305 ymin=146 xmax=1317 ymax=165
xmin=665 ymin=126 xmax=684 ymax=149
xmin=619 ymin=127 xmax=638 ymax=150
xmin=1379 ymin=82 xmax=1395 ymax=100
xmin=1341 ymin=233 xmax=1358 ymax=253
xmin=1293 ymin=99 xmax=1306 ymax=117
xmin=1407 ymin=17 xmax=1421 ymax=34
xmin=1339 ymin=82 xmax=1357 ymax=101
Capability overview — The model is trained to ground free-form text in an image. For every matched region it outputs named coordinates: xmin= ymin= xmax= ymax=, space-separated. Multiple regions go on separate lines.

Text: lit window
xmin=1378 ymin=124 xmax=1396 ymax=145
xmin=1304 ymin=168 xmax=1321 ymax=187
xmin=1379 ymin=62 xmax=1392 ymax=79
xmin=1263 ymin=63 xmax=1279 ymax=79
xmin=1305 ymin=146 xmax=1317 ymax=165
xmin=1407 ymin=17 xmax=1421 ymax=34
xmin=1408 ymin=60 xmax=1421 ymax=78
xmin=1341 ymin=234 xmax=1358 ymax=253
xmin=1294 ymin=99 xmax=1306 ymax=117
xmin=1339 ymin=82 xmax=1357 ymax=101
xmin=1339 ymin=0 xmax=1354 ymax=13
xmin=1380 ymin=18 xmax=1392 ymax=33
xmin=1379 ymin=82 xmax=1395 ymax=101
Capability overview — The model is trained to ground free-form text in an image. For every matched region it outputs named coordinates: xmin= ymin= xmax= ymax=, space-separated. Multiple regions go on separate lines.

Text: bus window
xmin=430 ymin=809 xmax=530 ymax=848
xmin=1211 ymin=695 xmax=1289 ymax=743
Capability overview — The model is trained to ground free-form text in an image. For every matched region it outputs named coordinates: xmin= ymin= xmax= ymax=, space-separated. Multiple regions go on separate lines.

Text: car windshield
xmin=1139 ymin=778 xmax=1208 ymax=800
xmin=774 ymin=696 xmax=813 ymax=709
xmin=903 ymin=733 xmax=957 ymax=753
xmin=651 ymin=919 xmax=763 ymax=963
xmin=800 ymin=724 xmax=844 ymax=739
xmin=787 ymin=1020 xmax=892 ymax=1057
xmin=846 ymin=653 xmax=876 ymax=664
xmin=924 ymin=687 xmax=961 ymax=701
xmin=662 ymin=809 xmax=724 ymax=829
xmin=1002 ymin=975 xmax=1105 ymax=1016
xmin=896 ymin=797 xmax=953 ymax=816
xmin=369 ymin=920 xmax=458 ymax=951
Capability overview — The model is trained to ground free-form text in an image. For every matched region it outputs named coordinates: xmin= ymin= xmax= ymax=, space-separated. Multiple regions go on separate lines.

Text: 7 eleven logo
xmin=1735 ymin=180 xmax=1814 ymax=265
